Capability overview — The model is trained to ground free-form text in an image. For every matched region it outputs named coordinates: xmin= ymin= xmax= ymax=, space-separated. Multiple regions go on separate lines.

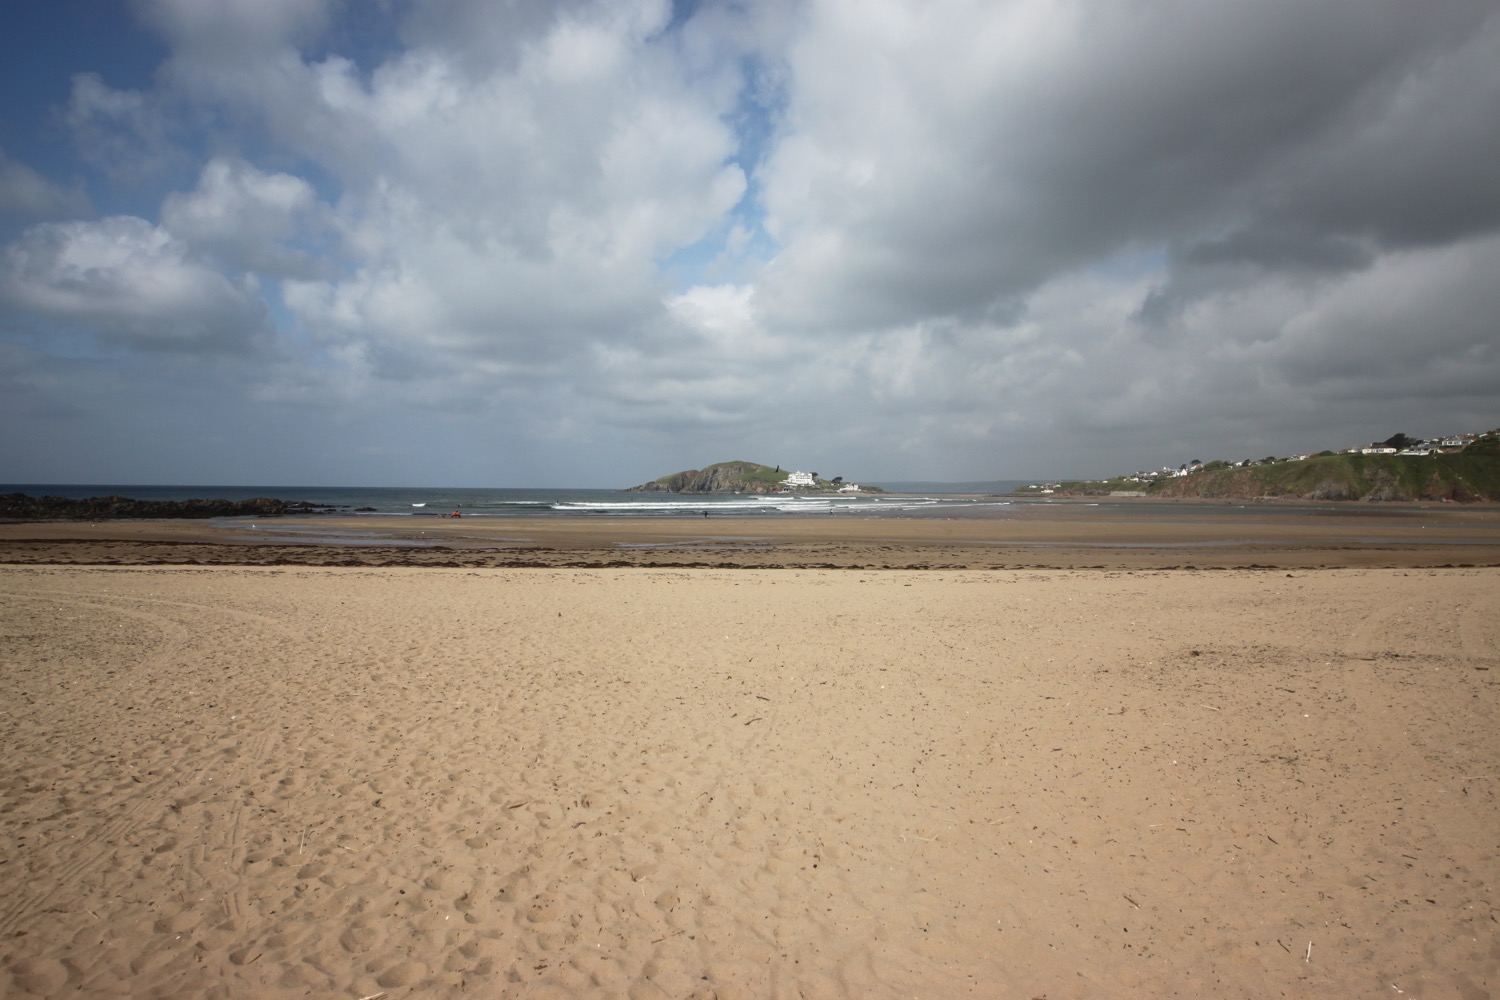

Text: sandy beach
xmin=2 ymin=509 xmax=1497 ymax=998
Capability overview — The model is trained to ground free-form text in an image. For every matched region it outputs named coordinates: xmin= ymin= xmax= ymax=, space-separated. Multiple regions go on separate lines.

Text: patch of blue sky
xmin=0 ymin=2 xmax=367 ymax=230
xmin=1087 ymin=244 xmax=1170 ymax=283
xmin=658 ymin=154 xmax=778 ymax=290
xmin=261 ymin=281 xmax=299 ymax=341
xmin=728 ymin=50 xmax=785 ymax=176
xmin=665 ymin=0 xmax=705 ymax=36
xmin=658 ymin=211 xmax=776 ymax=291
xmin=0 ymin=2 xmax=164 ymax=155
xmin=659 ymin=47 xmax=784 ymax=291
xmin=307 ymin=3 xmax=407 ymax=80
xmin=0 ymin=3 xmax=167 ymax=225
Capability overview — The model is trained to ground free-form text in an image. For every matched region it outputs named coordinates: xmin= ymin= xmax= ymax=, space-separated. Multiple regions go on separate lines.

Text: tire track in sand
xmin=0 ymin=588 xmax=196 ymax=940
xmin=0 ymin=580 xmax=289 ymax=942
xmin=0 ymin=792 xmax=157 ymax=938
xmin=216 ymin=729 xmax=277 ymax=932
xmin=0 ymin=579 xmax=304 ymax=642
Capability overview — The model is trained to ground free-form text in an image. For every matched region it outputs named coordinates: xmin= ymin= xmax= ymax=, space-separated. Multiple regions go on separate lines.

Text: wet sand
xmin=1 ymin=505 xmax=1497 ymax=997
xmin=2 ymin=498 xmax=1499 ymax=570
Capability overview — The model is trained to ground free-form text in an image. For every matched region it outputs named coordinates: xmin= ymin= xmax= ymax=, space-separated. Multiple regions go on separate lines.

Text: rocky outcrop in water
xmin=628 ymin=461 xmax=786 ymax=494
xmin=0 ymin=492 xmax=334 ymax=520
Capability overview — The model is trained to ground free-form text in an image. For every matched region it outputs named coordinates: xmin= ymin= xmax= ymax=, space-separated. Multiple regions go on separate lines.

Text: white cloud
xmin=161 ymin=158 xmax=329 ymax=277
xmin=1 ymin=216 xmax=272 ymax=355
xmin=251 ymin=3 xmax=750 ymax=403
xmin=5 ymin=0 xmax=1499 ymax=484
xmin=135 ymin=0 xmax=333 ymax=53
xmin=64 ymin=73 xmax=182 ymax=184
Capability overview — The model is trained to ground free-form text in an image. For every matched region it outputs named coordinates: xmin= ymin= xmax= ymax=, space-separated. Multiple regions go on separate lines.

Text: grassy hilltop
xmin=627 ymin=461 xmax=881 ymax=494
xmin=1152 ymin=449 xmax=1500 ymax=502
xmin=1019 ymin=431 xmax=1500 ymax=502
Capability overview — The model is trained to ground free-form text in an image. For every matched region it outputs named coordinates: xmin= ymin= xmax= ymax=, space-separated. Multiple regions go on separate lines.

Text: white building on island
xmin=783 ymin=471 xmax=816 ymax=488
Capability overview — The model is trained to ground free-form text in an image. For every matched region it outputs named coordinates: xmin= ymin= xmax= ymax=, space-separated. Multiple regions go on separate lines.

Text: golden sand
xmin=1 ymin=510 xmax=1497 ymax=997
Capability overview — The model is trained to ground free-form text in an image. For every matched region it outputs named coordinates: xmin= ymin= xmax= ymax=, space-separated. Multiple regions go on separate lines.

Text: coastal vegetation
xmin=1018 ymin=428 xmax=1500 ymax=502
xmin=1150 ymin=450 xmax=1500 ymax=502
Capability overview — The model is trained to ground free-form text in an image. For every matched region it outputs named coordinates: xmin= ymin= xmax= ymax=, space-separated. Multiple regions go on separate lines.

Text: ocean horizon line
xmin=2 ymin=480 xmax=1037 ymax=497
xmin=1 ymin=483 xmax=1031 ymax=521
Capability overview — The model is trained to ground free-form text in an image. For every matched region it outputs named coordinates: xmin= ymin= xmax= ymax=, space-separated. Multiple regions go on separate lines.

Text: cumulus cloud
xmin=161 ymin=158 xmax=330 ymax=277
xmin=4 ymin=0 xmax=1498 ymax=483
xmin=756 ymin=0 xmax=1500 ymax=332
xmin=1 ymin=216 xmax=272 ymax=355
xmin=255 ymin=1 xmax=752 ymax=402
xmin=64 ymin=72 xmax=185 ymax=185
xmin=135 ymin=0 xmax=333 ymax=53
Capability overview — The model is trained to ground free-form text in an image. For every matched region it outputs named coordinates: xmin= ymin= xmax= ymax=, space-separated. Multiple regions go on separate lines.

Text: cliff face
xmin=628 ymin=461 xmax=784 ymax=494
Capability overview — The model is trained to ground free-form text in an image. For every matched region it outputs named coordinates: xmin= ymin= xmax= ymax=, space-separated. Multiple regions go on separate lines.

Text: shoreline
xmin=3 ymin=500 xmax=1499 ymax=570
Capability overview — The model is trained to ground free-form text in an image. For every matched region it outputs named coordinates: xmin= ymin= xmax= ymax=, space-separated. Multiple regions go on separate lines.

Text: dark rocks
xmin=0 ymin=492 xmax=334 ymax=520
xmin=630 ymin=472 xmax=776 ymax=494
xmin=627 ymin=461 xmax=783 ymax=494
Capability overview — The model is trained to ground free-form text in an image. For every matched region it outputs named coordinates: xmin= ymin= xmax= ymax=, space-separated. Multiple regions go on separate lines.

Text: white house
xmin=784 ymin=471 xmax=816 ymax=488
xmin=1361 ymin=447 xmax=1397 ymax=455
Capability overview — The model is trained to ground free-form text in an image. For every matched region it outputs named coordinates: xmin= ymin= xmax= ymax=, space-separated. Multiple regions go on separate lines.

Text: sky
xmin=1 ymin=0 xmax=1497 ymax=488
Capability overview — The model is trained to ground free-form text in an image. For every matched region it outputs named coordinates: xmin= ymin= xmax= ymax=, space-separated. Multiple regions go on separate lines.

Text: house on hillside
xmin=1361 ymin=447 xmax=1397 ymax=455
xmin=783 ymin=471 xmax=816 ymax=488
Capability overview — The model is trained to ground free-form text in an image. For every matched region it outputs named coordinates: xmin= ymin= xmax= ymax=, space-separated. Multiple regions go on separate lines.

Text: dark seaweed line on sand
xmin=0 ymin=539 xmax=1494 ymax=572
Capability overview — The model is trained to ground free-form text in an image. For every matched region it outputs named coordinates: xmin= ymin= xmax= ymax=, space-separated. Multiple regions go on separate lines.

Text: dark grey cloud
xmin=759 ymin=1 xmax=1500 ymax=336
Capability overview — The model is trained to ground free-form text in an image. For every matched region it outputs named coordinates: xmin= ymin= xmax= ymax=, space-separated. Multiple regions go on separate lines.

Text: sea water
xmin=0 ymin=483 xmax=1023 ymax=519
xmin=9 ymin=484 xmax=1457 ymax=535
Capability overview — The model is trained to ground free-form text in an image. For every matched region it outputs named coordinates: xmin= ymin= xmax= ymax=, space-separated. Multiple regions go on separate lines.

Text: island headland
xmin=627 ymin=460 xmax=881 ymax=495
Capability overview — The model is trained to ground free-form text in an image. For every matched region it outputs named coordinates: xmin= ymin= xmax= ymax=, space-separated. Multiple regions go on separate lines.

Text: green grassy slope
xmin=1148 ymin=449 xmax=1500 ymax=501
